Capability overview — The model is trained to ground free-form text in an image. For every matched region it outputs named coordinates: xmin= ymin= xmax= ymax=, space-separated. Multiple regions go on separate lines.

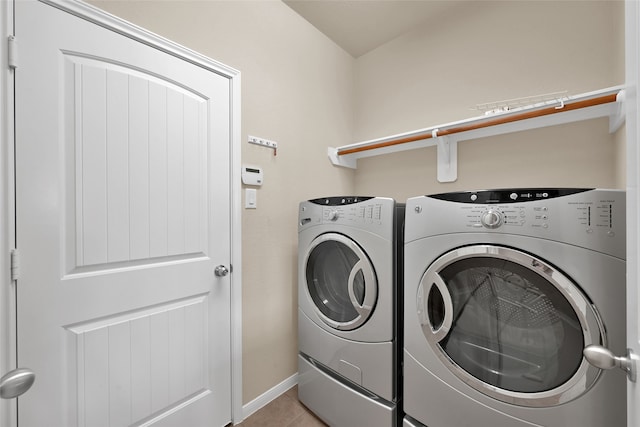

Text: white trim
xmin=240 ymin=373 xmax=299 ymax=423
xmin=4 ymin=1 xmax=243 ymax=424
xmin=40 ymin=0 xmax=239 ymax=79
xmin=230 ymin=62 xmax=244 ymax=425
xmin=626 ymin=0 xmax=640 ymax=426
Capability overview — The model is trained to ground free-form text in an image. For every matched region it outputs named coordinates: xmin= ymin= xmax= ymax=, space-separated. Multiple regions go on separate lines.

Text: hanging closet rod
xmin=337 ymin=92 xmax=619 ymax=156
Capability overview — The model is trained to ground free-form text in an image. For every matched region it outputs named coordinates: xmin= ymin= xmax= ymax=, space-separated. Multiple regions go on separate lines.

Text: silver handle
xmin=422 ymin=273 xmax=454 ymax=343
xmin=584 ymin=345 xmax=637 ymax=382
xmin=346 ymin=260 xmax=375 ymax=314
xmin=0 ymin=368 xmax=35 ymax=399
xmin=215 ymin=265 xmax=229 ymax=277
xmin=347 ymin=262 xmax=366 ymax=311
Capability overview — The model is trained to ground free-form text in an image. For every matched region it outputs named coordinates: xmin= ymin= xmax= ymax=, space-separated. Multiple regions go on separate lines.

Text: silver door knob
xmin=584 ymin=345 xmax=637 ymax=382
xmin=215 ymin=265 xmax=229 ymax=277
xmin=0 ymin=368 xmax=35 ymax=399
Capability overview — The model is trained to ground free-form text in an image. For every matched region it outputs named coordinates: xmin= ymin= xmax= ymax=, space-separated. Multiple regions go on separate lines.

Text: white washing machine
xmin=298 ymin=196 xmax=404 ymax=427
xmin=403 ymin=189 xmax=626 ymax=427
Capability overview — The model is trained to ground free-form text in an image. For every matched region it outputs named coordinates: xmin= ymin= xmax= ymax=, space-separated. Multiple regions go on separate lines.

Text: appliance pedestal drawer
xmin=298 ymin=354 xmax=396 ymax=427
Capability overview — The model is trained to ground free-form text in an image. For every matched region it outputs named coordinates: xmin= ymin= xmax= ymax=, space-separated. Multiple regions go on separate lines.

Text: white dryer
xmin=298 ymin=196 xmax=404 ymax=427
xmin=403 ymin=189 xmax=626 ymax=427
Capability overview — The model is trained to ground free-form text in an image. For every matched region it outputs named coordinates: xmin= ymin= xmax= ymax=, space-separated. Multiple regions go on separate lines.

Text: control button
xmin=542 ymin=223 xmax=549 ymax=229
xmin=542 ymin=215 xmax=548 ymax=220
xmin=586 ymin=228 xmax=594 ymax=234
xmin=481 ymin=209 xmax=503 ymax=229
xmin=414 ymin=205 xmax=422 ymax=213
xmin=510 ymin=193 xmax=518 ymax=200
xmin=373 ymin=205 xmax=382 ymax=220
xmin=608 ymin=231 xmax=616 ymax=237
xmin=365 ymin=206 xmax=373 ymax=219
xmin=520 ymin=220 xmax=526 ymax=225
xmin=542 ymin=192 xmax=549 ymax=198
xmin=542 ymin=207 xmax=548 ymax=211
xmin=520 ymin=210 xmax=526 ymax=217
xmin=328 ymin=210 xmax=339 ymax=221
xmin=470 ymin=194 xmax=478 ymax=202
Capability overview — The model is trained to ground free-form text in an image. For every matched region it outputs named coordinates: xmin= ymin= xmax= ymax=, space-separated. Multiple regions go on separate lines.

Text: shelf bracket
xmin=609 ymin=89 xmax=626 ymax=133
xmin=435 ymin=134 xmax=458 ymax=183
xmin=328 ymin=147 xmax=357 ymax=169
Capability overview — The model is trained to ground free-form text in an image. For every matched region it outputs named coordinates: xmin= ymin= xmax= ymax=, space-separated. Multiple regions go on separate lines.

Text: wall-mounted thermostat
xmin=242 ymin=165 xmax=263 ymax=186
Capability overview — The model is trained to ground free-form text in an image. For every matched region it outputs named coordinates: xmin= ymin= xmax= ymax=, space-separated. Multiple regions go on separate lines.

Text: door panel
xmin=63 ymin=53 xmax=209 ymax=271
xmin=15 ymin=1 xmax=231 ymax=426
xmin=65 ymin=295 xmax=209 ymax=425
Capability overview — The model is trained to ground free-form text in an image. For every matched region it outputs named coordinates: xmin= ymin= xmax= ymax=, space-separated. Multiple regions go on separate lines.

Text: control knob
xmin=328 ymin=210 xmax=339 ymax=221
xmin=481 ymin=209 xmax=503 ymax=229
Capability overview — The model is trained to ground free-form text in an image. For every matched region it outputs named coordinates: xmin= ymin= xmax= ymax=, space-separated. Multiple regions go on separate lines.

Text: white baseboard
xmin=240 ymin=373 xmax=299 ymax=422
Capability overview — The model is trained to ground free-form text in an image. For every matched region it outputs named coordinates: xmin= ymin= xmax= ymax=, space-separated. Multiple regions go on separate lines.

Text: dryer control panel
xmin=406 ymin=188 xmax=625 ymax=259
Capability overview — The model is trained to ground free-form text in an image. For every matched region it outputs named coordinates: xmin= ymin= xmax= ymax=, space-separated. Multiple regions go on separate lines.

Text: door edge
xmin=1 ymin=0 xmax=18 ymax=425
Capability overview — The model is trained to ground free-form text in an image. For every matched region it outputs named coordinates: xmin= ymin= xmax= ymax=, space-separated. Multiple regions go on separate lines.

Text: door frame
xmin=0 ymin=0 xmax=243 ymax=425
xmin=626 ymin=1 xmax=640 ymax=426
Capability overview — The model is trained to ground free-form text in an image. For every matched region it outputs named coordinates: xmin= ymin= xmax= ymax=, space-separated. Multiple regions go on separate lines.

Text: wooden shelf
xmin=328 ymin=86 xmax=625 ymax=182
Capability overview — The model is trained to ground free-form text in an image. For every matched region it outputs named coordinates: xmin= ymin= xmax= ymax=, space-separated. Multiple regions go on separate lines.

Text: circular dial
xmin=328 ymin=210 xmax=340 ymax=221
xmin=481 ymin=209 xmax=503 ymax=229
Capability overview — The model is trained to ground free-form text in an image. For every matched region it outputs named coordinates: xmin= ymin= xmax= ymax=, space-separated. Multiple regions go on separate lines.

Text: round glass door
xmin=305 ymin=233 xmax=377 ymax=331
xmin=417 ymin=245 xmax=604 ymax=407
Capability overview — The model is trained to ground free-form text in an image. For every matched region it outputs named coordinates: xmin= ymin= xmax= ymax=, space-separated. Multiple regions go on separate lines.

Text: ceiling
xmin=283 ymin=0 xmax=461 ymax=58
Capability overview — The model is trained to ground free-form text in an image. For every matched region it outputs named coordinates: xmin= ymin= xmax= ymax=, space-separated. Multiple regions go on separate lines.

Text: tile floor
xmin=236 ymin=386 xmax=327 ymax=427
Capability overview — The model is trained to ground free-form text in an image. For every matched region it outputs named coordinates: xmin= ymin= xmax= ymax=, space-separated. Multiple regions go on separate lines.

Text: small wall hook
xmin=555 ymin=98 xmax=565 ymax=110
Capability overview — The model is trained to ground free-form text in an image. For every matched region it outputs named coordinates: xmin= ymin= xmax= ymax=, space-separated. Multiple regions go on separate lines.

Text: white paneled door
xmin=14 ymin=1 xmax=232 ymax=426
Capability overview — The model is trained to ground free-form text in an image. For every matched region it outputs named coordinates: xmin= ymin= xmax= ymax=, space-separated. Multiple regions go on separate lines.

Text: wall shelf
xmin=328 ymin=86 xmax=625 ymax=182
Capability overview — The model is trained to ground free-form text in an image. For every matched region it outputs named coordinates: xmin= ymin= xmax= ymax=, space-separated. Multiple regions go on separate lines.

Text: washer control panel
xmin=407 ymin=189 xmax=625 ymax=258
xmin=304 ymin=196 xmax=385 ymax=225
xmin=321 ymin=203 xmax=384 ymax=224
xmin=299 ymin=196 xmax=397 ymax=238
xmin=461 ymin=203 xmax=551 ymax=230
xmin=457 ymin=200 xmax=617 ymax=232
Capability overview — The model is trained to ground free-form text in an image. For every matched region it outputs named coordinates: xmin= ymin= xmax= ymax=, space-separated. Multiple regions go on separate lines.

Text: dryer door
xmin=417 ymin=244 xmax=604 ymax=407
xmin=304 ymin=233 xmax=377 ymax=331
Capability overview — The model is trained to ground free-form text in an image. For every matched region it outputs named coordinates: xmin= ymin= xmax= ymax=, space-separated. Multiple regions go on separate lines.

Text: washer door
xmin=417 ymin=245 xmax=604 ymax=407
xmin=304 ymin=233 xmax=377 ymax=331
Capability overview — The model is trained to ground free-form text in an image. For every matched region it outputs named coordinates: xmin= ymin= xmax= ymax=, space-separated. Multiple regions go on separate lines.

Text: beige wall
xmin=89 ymin=0 xmax=356 ymax=404
xmin=353 ymin=1 xmax=626 ymax=199
xmin=89 ymin=0 xmax=625 ymax=409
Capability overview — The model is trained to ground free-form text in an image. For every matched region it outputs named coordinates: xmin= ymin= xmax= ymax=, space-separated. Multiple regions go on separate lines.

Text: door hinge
xmin=8 ymin=36 xmax=17 ymax=70
xmin=10 ymin=249 xmax=19 ymax=281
